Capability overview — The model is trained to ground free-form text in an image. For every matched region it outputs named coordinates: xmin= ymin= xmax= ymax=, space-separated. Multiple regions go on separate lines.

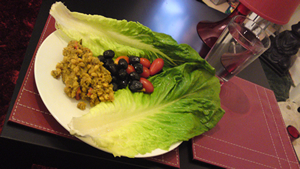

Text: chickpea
xmin=97 ymin=91 xmax=103 ymax=96
xmin=104 ymin=94 xmax=109 ymax=100
xmin=99 ymin=96 xmax=105 ymax=101
xmin=51 ymin=69 xmax=61 ymax=78
xmin=73 ymin=66 xmax=79 ymax=73
xmin=103 ymin=82 xmax=109 ymax=88
xmin=87 ymin=64 xmax=92 ymax=69
xmin=71 ymin=59 xmax=77 ymax=64
xmin=77 ymin=49 xmax=83 ymax=55
xmin=77 ymin=102 xmax=86 ymax=110
xmin=105 ymin=88 xmax=110 ymax=93
xmin=78 ymin=62 xmax=85 ymax=67
xmin=56 ymin=63 xmax=63 ymax=69
xmin=94 ymin=65 xmax=99 ymax=70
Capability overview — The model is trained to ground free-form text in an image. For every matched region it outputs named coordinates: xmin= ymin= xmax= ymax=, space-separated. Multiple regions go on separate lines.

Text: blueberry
xmin=129 ymin=80 xmax=143 ymax=92
xmin=98 ymin=55 xmax=105 ymax=63
xmin=129 ymin=72 xmax=140 ymax=81
xmin=103 ymin=50 xmax=115 ymax=59
xmin=118 ymin=69 xmax=128 ymax=80
xmin=133 ymin=63 xmax=143 ymax=74
xmin=111 ymin=75 xmax=118 ymax=83
xmin=118 ymin=79 xmax=128 ymax=89
xmin=118 ymin=59 xmax=128 ymax=69
xmin=129 ymin=56 xmax=140 ymax=64
xmin=104 ymin=59 xmax=114 ymax=68
xmin=112 ymin=82 xmax=118 ymax=91
xmin=107 ymin=64 xmax=118 ymax=75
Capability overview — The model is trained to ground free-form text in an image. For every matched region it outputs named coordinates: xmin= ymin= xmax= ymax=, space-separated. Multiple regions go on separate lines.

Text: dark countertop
xmin=0 ymin=0 xmax=271 ymax=168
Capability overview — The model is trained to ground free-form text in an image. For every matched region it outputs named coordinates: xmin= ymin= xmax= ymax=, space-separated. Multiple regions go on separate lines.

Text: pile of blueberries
xmin=98 ymin=50 xmax=144 ymax=92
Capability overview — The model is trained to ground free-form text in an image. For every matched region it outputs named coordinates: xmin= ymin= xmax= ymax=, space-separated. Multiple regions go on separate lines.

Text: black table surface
xmin=0 ymin=0 xmax=270 ymax=168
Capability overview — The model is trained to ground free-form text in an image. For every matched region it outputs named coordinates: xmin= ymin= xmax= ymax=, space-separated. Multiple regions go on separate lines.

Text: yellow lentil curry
xmin=51 ymin=40 xmax=114 ymax=110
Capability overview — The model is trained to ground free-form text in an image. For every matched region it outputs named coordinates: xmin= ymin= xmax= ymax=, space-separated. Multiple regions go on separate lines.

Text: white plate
xmin=34 ymin=31 xmax=181 ymax=158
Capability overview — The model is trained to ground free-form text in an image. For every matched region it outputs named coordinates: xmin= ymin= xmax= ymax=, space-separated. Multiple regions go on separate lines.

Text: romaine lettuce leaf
xmin=69 ymin=62 xmax=224 ymax=157
xmin=50 ymin=2 xmax=225 ymax=157
xmin=50 ymin=2 xmax=213 ymax=69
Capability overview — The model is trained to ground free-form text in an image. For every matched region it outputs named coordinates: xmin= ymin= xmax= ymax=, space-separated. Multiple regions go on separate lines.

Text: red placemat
xmin=8 ymin=15 xmax=75 ymax=140
xmin=192 ymin=76 xmax=300 ymax=169
xmin=8 ymin=15 xmax=180 ymax=168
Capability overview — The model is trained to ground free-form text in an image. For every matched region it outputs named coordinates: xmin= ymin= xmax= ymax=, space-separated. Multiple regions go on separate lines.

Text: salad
xmin=50 ymin=2 xmax=225 ymax=158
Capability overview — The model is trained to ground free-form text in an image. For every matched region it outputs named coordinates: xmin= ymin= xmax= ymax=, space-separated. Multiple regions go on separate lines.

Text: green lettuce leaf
xmin=50 ymin=2 xmax=213 ymax=69
xmin=50 ymin=2 xmax=225 ymax=157
xmin=69 ymin=62 xmax=224 ymax=157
